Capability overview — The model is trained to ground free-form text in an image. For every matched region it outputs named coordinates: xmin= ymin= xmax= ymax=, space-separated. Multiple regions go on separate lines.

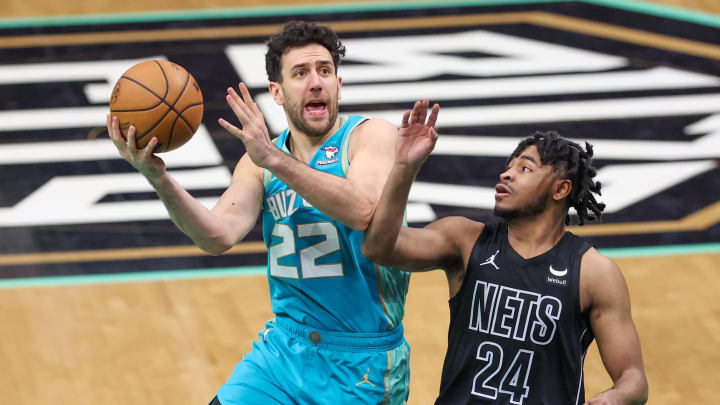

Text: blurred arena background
xmin=0 ymin=0 xmax=718 ymax=403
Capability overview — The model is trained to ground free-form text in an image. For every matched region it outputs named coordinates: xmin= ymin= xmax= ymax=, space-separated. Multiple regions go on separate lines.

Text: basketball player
xmin=108 ymin=21 xmax=436 ymax=405
xmin=361 ymin=101 xmax=649 ymax=405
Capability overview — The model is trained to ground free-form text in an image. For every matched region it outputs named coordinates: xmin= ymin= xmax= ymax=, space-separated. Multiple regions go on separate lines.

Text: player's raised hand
xmin=396 ymin=100 xmax=440 ymax=169
xmin=107 ymin=114 xmax=166 ymax=180
xmin=219 ymin=82 xmax=279 ymax=169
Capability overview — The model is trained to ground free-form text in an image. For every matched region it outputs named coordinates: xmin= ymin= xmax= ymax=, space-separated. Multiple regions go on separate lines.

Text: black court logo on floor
xmin=0 ymin=1 xmax=718 ymax=276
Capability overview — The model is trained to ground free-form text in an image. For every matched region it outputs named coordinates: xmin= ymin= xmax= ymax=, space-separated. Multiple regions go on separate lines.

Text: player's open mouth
xmin=305 ymin=101 xmax=327 ymax=116
xmin=495 ymin=183 xmax=511 ymax=198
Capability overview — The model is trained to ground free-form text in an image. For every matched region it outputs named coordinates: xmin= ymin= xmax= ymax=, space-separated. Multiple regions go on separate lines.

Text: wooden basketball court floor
xmin=1 ymin=0 xmax=719 ymax=404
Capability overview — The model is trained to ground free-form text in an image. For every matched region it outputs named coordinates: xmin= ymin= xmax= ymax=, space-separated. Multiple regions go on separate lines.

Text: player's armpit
xmin=369 ymin=216 xmax=481 ymax=273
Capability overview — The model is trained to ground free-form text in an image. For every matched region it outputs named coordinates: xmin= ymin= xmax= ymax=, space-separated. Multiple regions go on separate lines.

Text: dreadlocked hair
xmin=507 ymin=131 xmax=606 ymax=226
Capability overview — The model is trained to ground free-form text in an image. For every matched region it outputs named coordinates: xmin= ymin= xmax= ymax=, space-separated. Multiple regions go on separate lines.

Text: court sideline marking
xmin=1 ymin=243 xmax=718 ymax=289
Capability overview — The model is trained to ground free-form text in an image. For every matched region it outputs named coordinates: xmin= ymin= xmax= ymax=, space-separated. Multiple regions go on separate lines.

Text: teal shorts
xmin=216 ymin=316 xmax=411 ymax=405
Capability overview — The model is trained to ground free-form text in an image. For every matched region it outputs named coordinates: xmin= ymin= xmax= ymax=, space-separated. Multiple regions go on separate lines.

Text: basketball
xmin=109 ymin=60 xmax=203 ymax=153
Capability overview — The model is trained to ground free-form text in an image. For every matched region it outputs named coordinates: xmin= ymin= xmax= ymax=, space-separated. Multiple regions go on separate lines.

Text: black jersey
xmin=436 ymin=221 xmax=594 ymax=405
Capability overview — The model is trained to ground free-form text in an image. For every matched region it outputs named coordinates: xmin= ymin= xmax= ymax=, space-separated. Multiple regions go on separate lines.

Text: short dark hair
xmin=265 ymin=21 xmax=346 ymax=83
xmin=508 ymin=131 xmax=606 ymax=225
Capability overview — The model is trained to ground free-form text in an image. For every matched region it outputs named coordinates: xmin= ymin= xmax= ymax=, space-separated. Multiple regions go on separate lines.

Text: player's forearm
xmin=148 ymin=172 xmax=237 ymax=254
xmin=266 ymin=154 xmax=375 ymax=231
xmin=361 ymin=163 xmax=417 ymax=264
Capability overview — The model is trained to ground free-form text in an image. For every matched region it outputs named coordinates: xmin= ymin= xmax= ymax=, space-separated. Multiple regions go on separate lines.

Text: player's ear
xmin=553 ymin=178 xmax=572 ymax=201
xmin=337 ymin=76 xmax=342 ymax=100
xmin=268 ymin=82 xmax=284 ymax=105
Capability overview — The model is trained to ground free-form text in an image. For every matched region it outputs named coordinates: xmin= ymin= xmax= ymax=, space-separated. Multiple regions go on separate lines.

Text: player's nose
xmin=499 ymin=167 xmax=513 ymax=181
xmin=308 ymin=71 xmax=322 ymax=89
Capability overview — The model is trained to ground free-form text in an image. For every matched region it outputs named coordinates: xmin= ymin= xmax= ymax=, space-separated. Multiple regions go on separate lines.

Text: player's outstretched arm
xmin=581 ymin=249 xmax=649 ymax=405
xmin=108 ymin=114 xmax=263 ymax=255
xmin=362 ymin=101 xmax=469 ymax=272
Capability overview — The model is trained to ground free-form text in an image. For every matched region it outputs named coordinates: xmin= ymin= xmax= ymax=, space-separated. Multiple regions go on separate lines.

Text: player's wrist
xmin=144 ymin=168 xmax=170 ymax=188
xmin=394 ymin=160 xmax=423 ymax=176
xmin=262 ymin=148 xmax=287 ymax=171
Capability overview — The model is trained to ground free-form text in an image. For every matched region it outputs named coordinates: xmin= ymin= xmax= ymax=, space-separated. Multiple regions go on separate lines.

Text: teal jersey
xmin=261 ymin=115 xmax=410 ymax=333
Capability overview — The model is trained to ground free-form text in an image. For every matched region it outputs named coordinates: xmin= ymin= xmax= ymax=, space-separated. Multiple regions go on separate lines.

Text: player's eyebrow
xmin=518 ymin=155 xmax=539 ymax=166
xmin=290 ymin=59 xmax=333 ymax=71
xmin=290 ymin=62 xmax=309 ymax=71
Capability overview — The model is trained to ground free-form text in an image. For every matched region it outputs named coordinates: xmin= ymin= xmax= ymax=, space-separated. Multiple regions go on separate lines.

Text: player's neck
xmin=287 ymin=118 xmax=341 ymax=163
xmin=506 ymin=211 xmax=566 ymax=259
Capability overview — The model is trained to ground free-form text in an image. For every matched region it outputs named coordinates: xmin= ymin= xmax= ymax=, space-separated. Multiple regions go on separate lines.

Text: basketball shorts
xmin=215 ymin=316 xmax=411 ymax=405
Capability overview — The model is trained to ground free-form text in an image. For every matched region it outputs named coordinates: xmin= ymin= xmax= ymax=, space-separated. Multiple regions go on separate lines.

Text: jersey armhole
xmin=449 ymin=222 xmax=493 ymax=303
xmin=575 ymin=239 xmax=594 ymax=316
xmin=341 ymin=116 xmax=368 ymax=176
xmin=262 ymin=168 xmax=271 ymax=188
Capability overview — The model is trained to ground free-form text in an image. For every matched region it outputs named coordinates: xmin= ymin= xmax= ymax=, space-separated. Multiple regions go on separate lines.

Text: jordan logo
xmin=480 ymin=250 xmax=500 ymax=270
xmin=356 ymin=368 xmax=376 ymax=387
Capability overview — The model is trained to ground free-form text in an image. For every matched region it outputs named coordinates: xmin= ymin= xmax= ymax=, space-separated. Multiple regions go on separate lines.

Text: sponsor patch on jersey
xmin=545 ymin=275 xmax=569 ymax=288
xmin=549 ymin=265 xmax=568 ymax=277
xmin=317 ymin=146 xmax=340 ymax=165
xmin=546 ymin=264 xmax=568 ymax=287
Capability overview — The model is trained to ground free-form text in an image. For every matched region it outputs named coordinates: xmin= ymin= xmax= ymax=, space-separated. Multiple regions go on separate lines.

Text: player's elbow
xmin=361 ymin=239 xmax=393 ymax=265
xmin=352 ymin=219 xmax=370 ymax=233
xmin=201 ymin=244 xmax=231 ymax=256
xmin=196 ymin=234 xmax=236 ymax=256
xmin=198 ymin=241 xmax=231 ymax=256
xmin=634 ymin=375 xmax=649 ymax=405
xmin=361 ymin=245 xmax=383 ymax=263
xmin=360 ymin=241 xmax=377 ymax=261
xmin=630 ymin=391 xmax=648 ymax=405
xmin=350 ymin=205 xmax=375 ymax=232
xmin=622 ymin=366 xmax=648 ymax=405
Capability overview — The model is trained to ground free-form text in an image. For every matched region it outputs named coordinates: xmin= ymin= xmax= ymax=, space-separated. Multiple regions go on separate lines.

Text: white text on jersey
xmin=468 ymin=281 xmax=562 ymax=345
xmin=266 ymin=189 xmax=314 ymax=220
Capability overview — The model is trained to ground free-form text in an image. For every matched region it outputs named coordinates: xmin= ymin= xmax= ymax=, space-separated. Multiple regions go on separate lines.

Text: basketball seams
xmin=111 ymin=74 xmax=171 ymax=142
xmin=135 ymin=62 xmax=186 ymax=143
xmin=177 ymin=103 xmax=203 ymax=122
xmin=153 ymin=60 xmax=170 ymax=101
xmin=161 ymin=64 xmax=192 ymax=151
xmin=173 ymin=102 xmax=202 ymax=131
xmin=165 ymin=67 xmax=190 ymax=150
xmin=134 ymin=110 xmax=174 ymax=142
xmin=171 ymin=67 xmax=199 ymax=129
xmin=109 ymin=76 xmax=165 ymax=112
xmin=169 ymin=103 xmax=203 ymax=134
xmin=170 ymin=104 xmax=203 ymax=152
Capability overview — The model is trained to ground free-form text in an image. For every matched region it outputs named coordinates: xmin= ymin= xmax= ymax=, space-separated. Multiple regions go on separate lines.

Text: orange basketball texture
xmin=109 ymin=60 xmax=203 ymax=153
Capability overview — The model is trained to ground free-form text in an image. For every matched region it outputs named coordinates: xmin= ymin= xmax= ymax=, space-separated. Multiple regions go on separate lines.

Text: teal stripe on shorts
xmin=386 ymin=339 xmax=412 ymax=405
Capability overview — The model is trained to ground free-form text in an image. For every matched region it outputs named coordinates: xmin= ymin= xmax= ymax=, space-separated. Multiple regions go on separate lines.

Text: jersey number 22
xmin=269 ymin=222 xmax=343 ymax=279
